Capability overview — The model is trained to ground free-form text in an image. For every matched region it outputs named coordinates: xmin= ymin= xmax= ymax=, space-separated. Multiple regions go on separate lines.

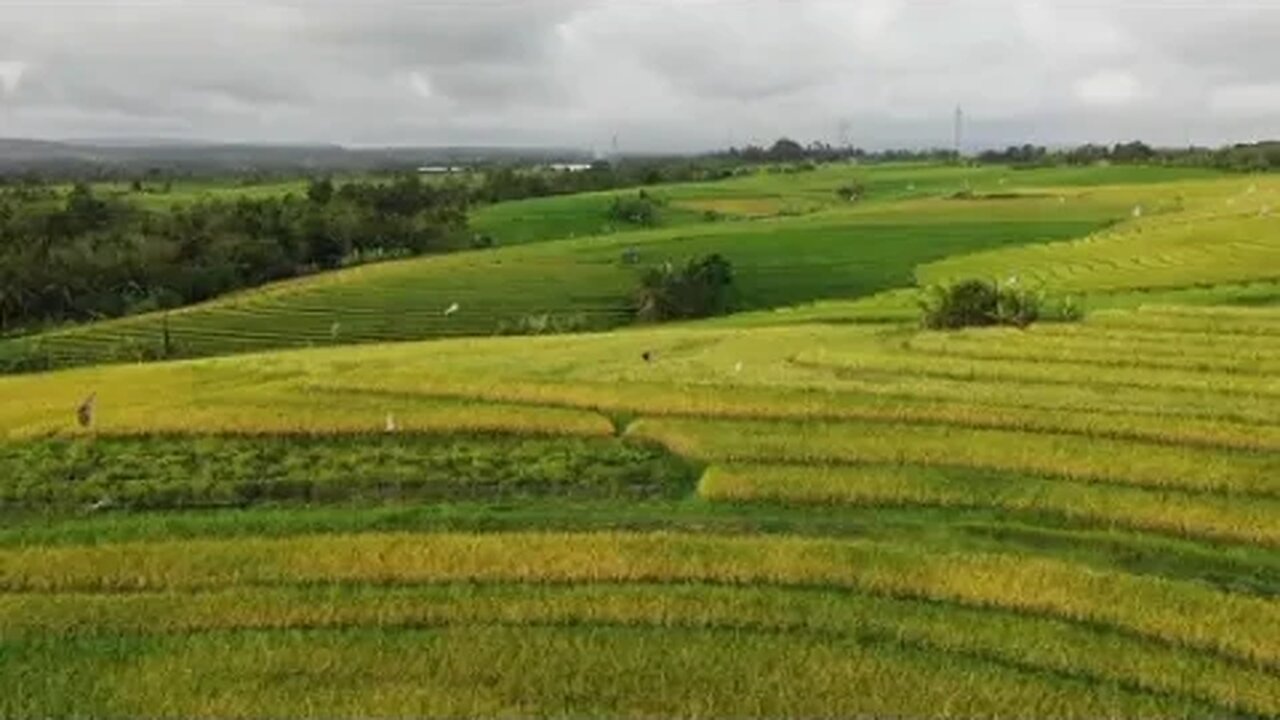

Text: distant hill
xmin=0 ymin=138 xmax=591 ymax=177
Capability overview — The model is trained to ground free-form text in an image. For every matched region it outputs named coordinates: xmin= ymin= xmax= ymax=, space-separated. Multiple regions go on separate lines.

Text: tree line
xmin=976 ymin=140 xmax=1280 ymax=171
xmin=0 ymin=175 xmax=472 ymax=334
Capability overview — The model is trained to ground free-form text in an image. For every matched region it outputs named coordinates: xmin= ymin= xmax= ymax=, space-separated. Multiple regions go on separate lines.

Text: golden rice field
xmin=1 ymin=163 xmax=1278 ymax=717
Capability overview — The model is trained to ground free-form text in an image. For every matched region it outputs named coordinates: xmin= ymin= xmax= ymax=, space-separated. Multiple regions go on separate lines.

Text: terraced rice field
xmin=4 ymin=162 xmax=1279 ymax=715
xmin=0 ymin=163 xmax=1218 ymax=371
xmin=2 ymin=291 xmax=1278 ymax=715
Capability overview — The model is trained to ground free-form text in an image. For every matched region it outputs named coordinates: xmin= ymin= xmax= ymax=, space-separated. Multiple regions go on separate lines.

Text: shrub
xmin=607 ymin=191 xmax=663 ymax=227
xmin=633 ymin=254 xmax=734 ymax=322
xmin=920 ymin=278 xmax=1080 ymax=329
xmin=835 ymin=183 xmax=865 ymax=202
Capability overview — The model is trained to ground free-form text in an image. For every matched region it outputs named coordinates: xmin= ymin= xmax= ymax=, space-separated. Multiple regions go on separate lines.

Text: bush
xmin=920 ymin=278 xmax=1081 ymax=329
xmin=607 ymin=191 xmax=662 ymax=227
xmin=633 ymin=254 xmax=734 ymax=322
xmin=835 ymin=183 xmax=865 ymax=202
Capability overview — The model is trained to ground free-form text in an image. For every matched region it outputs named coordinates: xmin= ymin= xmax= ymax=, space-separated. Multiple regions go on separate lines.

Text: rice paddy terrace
xmin=6 ymin=162 xmax=1266 ymax=371
xmin=2 ymin=162 xmax=1279 ymax=717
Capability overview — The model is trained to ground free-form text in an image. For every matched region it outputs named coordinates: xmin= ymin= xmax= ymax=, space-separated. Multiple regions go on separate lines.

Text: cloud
xmin=1210 ymin=84 xmax=1280 ymax=118
xmin=0 ymin=61 xmax=24 ymax=96
xmin=1074 ymin=70 xmax=1143 ymax=107
xmin=0 ymin=0 xmax=1276 ymax=149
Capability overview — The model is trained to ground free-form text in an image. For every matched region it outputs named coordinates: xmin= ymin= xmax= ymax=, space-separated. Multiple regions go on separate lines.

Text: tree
xmin=633 ymin=254 xmax=734 ymax=322
xmin=767 ymin=138 xmax=806 ymax=162
xmin=307 ymin=176 xmax=335 ymax=205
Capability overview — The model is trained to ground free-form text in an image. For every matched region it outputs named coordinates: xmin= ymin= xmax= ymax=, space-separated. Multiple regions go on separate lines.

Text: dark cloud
xmin=0 ymin=0 xmax=1277 ymax=150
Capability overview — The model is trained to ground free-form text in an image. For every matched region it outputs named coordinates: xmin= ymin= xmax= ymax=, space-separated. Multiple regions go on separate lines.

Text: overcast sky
xmin=1 ymin=0 xmax=1278 ymax=151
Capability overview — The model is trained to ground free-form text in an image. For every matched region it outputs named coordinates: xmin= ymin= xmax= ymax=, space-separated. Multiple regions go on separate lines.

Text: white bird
xmin=443 ymin=302 xmax=460 ymax=317
xmin=1132 ymin=205 xmax=1143 ymax=218
xmin=733 ymin=361 xmax=743 ymax=373
xmin=329 ymin=322 xmax=341 ymax=339
xmin=385 ymin=413 xmax=398 ymax=433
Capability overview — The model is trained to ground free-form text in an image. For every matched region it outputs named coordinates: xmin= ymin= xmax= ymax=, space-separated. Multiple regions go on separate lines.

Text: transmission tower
xmin=953 ymin=105 xmax=964 ymax=159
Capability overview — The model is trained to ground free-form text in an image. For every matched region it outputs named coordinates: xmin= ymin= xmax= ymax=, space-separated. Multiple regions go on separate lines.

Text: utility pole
xmin=953 ymin=105 xmax=964 ymax=161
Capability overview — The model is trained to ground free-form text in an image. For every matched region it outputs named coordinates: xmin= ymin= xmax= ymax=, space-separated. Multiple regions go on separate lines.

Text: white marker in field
xmin=444 ymin=302 xmax=460 ymax=316
xmin=1132 ymin=205 xmax=1143 ymax=218
xmin=385 ymin=413 xmax=398 ymax=433
xmin=733 ymin=361 xmax=743 ymax=373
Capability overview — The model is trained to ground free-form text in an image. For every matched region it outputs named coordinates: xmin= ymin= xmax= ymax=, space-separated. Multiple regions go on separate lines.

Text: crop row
xmin=1 ymin=583 xmax=1272 ymax=716
xmin=319 ymin=373 xmax=1280 ymax=451
xmin=2 ymin=624 xmax=1206 ymax=719
xmin=791 ymin=349 xmax=1280 ymax=398
xmin=918 ymin=207 xmax=1280 ymax=294
xmin=3 ymin=531 xmax=1277 ymax=671
xmin=906 ymin=329 xmax=1280 ymax=375
xmin=627 ymin=417 xmax=1280 ymax=497
xmin=0 ymin=435 xmax=691 ymax=509
xmin=699 ymin=463 xmax=1280 ymax=546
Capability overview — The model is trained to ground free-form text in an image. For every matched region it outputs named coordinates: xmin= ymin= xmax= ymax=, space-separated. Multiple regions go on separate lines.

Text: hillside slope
xmin=0 ymin=163 xmax=1214 ymax=371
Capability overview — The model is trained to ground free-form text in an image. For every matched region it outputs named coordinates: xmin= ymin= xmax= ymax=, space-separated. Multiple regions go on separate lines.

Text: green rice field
xmin=1 ymin=162 xmax=1278 ymax=717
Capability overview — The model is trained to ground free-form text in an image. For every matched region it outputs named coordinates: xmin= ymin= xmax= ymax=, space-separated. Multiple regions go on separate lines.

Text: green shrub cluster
xmin=920 ymin=279 xmax=1082 ymax=329
xmin=606 ymin=190 xmax=664 ymax=227
xmin=633 ymin=254 xmax=735 ymax=322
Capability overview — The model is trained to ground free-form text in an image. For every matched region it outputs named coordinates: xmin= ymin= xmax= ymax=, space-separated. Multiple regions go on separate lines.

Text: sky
xmin=0 ymin=0 xmax=1278 ymax=152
